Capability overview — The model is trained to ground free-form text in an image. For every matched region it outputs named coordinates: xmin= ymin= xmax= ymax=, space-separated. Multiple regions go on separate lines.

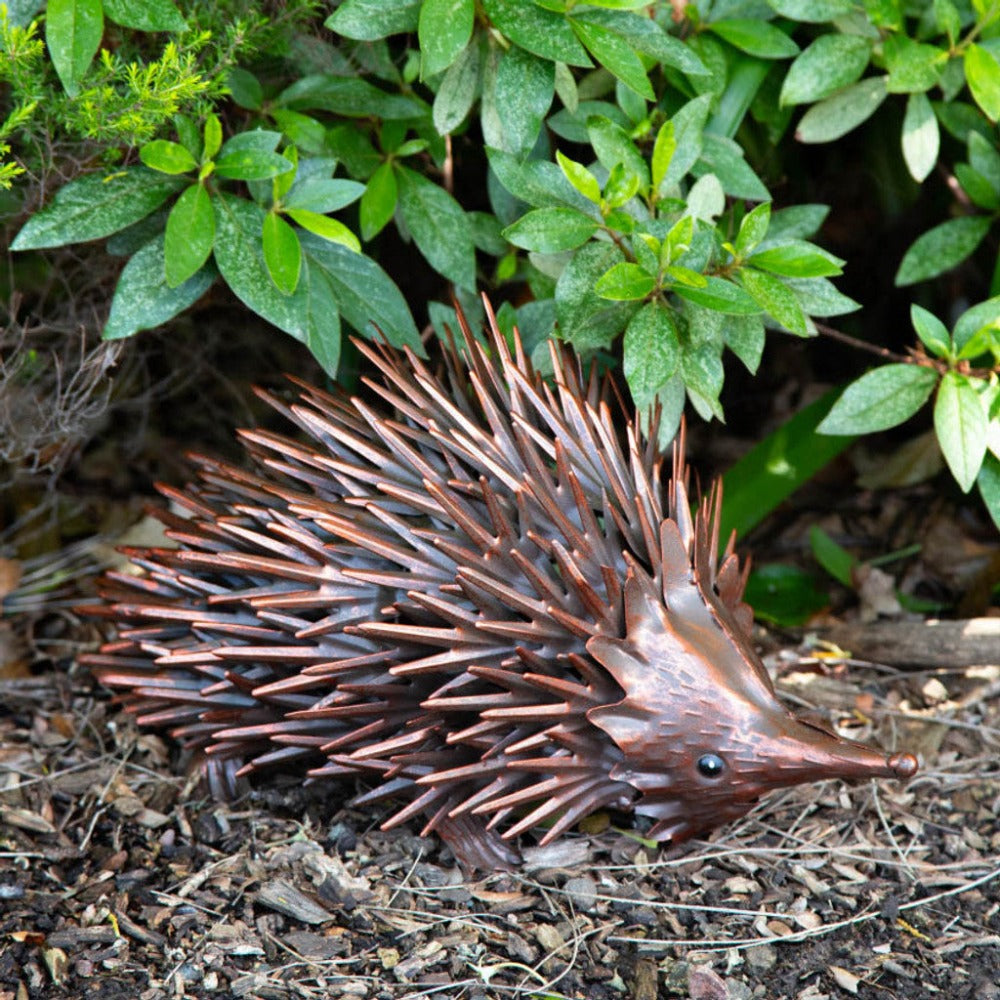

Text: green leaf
xmin=481 ymin=0 xmax=591 ymax=66
xmin=748 ymin=240 xmax=843 ymax=278
xmin=955 ymin=163 xmax=1000 ymax=210
xmin=735 ymin=202 xmax=771 ymax=256
xmin=661 ymin=95 xmax=712 ymax=192
xmin=215 ymin=149 xmax=296 ymax=182
xmin=555 ymin=242 xmax=634 ymax=351
xmin=203 ymin=115 xmax=222 ymax=160
xmin=221 ymin=127 xmax=281 ymax=153
xmin=784 ymin=276 xmax=859 ymax=316
xmin=285 ymin=178 xmax=364 ymax=214
xmin=489 ymin=45 xmax=555 ymax=156
xmin=745 ymin=565 xmax=828 ymax=626
xmin=910 ymin=304 xmax=951 ymax=357
xmin=105 ymin=236 xmax=214 ymax=340
xmin=300 ymin=265 xmax=342 ymax=376
xmin=901 ymin=92 xmax=939 ymax=183
xmin=359 ymin=162 xmax=398 ymax=240
xmin=140 ymin=140 xmax=198 ymax=175
xmin=895 ymin=215 xmax=992 ymax=286
xmin=214 ymin=195 xmax=340 ymax=363
xmin=681 ymin=342 xmax=725 ymax=420
xmin=487 ymin=148 xmax=585 ymax=210
xmin=557 ymin=153 xmax=601 ymax=206
xmin=969 ymin=132 xmax=1000 ymax=189
xmin=102 ymin=0 xmax=186 ymax=31
xmin=433 ymin=39 xmax=481 ymax=135
xmin=935 ymin=372 xmax=988 ymax=492
xmin=809 ymin=525 xmax=855 ymax=587
xmin=978 ymin=452 xmax=1000 ymax=531
xmin=270 ymin=110 xmax=327 ymax=154
xmin=286 ymin=209 xmax=361 ymax=252
xmin=780 ymin=34 xmax=871 ymax=106
xmin=795 ymin=77 xmax=888 ymax=143
xmin=725 ymin=313 xmax=766 ymax=373
xmin=574 ymin=7 xmax=706 ymax=75
xmin=164 ymin=185 xmax=214 ymax=288
xmin=965 ymin=44 xmax=1000 ymax=121
xmin=707 ymin=19 xmax=799 ymax=59
xmin=263 ymin=212 xmax=303 ymax=294
xmin=766 ymin=0 xmax=852 ymax=21
xmin=227 ymin=68 xmax=263 ymax=110
xmin=45 ymin=0 xmax=103 ymax=97
xmin=817 ymin=364 xmax=938 ymax=433
xmin=396 ymin=165 xmax=476 ymax=288
xmin=587 ymin=116 xmax=649 ymax=192
xmin=651 ymin=121 xmax=675 ymax=195
xmin=740 ymin=268 xmax=808 ymax=334
xmin=570 ymin=17 xmax=654 ymax=99
xmin=12 ymin=169 xmax=184 ymax=250
xmin=277 ymin=75 xmax=428 ymax=120
xmin=954 ymin=296 xmax=1000 ymax=349
xmin=419 ymin=0 xmax=474 ymax=77
xmin=325 ymin=0 xmax=421 ymax=40
xmin=685 ymin=173 xmax=725 ymax=221
xmin=502 ymin=206 xmax=598 ymax=253
xmin=623 ymin=302 xmax=680 ymax=407
xmin=767 ymin=204 xmax=829 ymax=240
xmin=672 ymin=276 xmax=761 ymax=314
xmin=300 ymin=231 xmax=422 ymax=353
xmin=884 ymin=35 xmax=944 ymax=94
xmin=697 ymin=134 xmax=769 ymax=200
xmin=595 ymin=262 xmax=656 ymax=301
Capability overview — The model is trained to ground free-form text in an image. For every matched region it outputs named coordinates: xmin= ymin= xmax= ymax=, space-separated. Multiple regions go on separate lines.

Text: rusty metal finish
xmin=81 ymin=298 xmax=917 ymax=870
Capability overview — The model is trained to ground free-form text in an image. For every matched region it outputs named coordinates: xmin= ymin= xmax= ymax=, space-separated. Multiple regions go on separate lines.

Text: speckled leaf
xmin=795 ymin=77 xmax=888 ymax=143
xmin=299 ymin=231 xmax=422 ymax=353
xmin=817 ymin=364 xmax=938 ymax=433
xmin=434 ymin=39 xmax=481 ymax=135
xmin=895 ymin=216 xmax=991 ymax=286
xmin=420 ymin=0 xmax=474 ymax=77
xmin=570 ymin=17 xmax=654 ymax=99
xmin=488 ymin=46 xmax=554 ymax=155
xmin=555 ymin=242 xmax=634 ymax=351
xmin=624 ymin=302 xmax=680 ymax=407
xmin=396 ymin=166 xmax=476 ymax=288
xmin=740 ymin=268 xmax=808 ymax=334
xmin=779 ymin=35 xmax=871 ymax=106
xmin=103 ymin=0 xmax=186 ymax=31
xmin=214 ymin=194 xmax=331 ymax=349
xmin=482 ymin=0 xmax=591 ymax=66
xmin=707 ymin=19 xmax=799 ymax=59
xmin=46 ymin=0 xmax=103 ymax=96
xmin=324 ymin=0 xmax=421 ymax=40
xmin=901 ymin=92 xmax=939 ymax=182
xmin=12 ymin=169 xmax=184 ymax=250
xmin=104 ymin=237 xmax=214 ymax=340
xmin=503 ymin=207 xmax=598 ymax=253
xmin=935 ymin=372 xmax=988 ymax=492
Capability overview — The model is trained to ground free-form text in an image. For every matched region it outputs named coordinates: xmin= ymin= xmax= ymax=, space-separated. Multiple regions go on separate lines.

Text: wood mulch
xmin=1 ymin=614 xmax=998 ymax=1000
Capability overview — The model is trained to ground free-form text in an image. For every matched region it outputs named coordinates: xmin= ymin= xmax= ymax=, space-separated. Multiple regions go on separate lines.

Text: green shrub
xmin=5 ymin=0 xmax=1000 ymax=527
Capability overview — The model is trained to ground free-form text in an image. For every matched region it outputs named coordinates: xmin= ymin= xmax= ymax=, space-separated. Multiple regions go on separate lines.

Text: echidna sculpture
xmin=82 ymin=300 xmax=917 ymax=870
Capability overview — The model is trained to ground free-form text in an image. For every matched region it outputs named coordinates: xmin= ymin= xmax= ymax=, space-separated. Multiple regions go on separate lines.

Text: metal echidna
xmin=82 ymin=300 xmax=918 ymax=870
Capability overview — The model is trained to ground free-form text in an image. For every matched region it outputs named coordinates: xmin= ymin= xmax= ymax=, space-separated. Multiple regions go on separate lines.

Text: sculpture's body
xmin=82 ymin=302 xmax=917 ymax=869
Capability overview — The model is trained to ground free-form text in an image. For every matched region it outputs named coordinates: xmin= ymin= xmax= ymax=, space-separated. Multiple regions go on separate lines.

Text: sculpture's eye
xmin=697 ymin=753 xmax=725 ymax=778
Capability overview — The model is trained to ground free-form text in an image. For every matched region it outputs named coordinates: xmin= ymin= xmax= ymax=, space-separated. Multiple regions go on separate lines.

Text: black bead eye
xmin=697 ymin=753 xmax=725 ymax=778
